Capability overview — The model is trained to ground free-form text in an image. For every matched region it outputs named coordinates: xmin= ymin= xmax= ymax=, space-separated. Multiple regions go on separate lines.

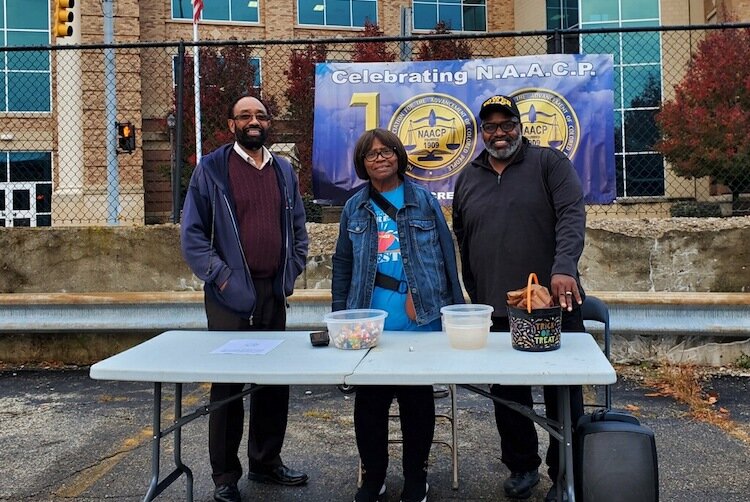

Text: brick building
xmin=0 ymin=0 xmax=747 ymax=226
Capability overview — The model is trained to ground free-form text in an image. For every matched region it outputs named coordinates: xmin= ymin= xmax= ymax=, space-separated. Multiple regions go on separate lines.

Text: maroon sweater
xmin=227 ymin=149 xmax=281 ymax=279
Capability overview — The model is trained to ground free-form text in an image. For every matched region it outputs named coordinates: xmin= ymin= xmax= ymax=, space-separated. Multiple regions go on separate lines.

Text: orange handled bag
xmin=506 ymin=273 xmax=562 ymax=352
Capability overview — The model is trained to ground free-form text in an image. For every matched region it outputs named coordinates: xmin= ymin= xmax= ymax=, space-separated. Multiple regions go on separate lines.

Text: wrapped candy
xmin=507 ymin=274 xmax=553 ymax=311
xmin=506 ymin=273 xmax=562 ymax=352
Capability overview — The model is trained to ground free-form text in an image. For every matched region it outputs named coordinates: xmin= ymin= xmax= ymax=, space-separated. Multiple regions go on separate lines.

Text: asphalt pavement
xmin=0 ymin=368 xmax=748 ymax=501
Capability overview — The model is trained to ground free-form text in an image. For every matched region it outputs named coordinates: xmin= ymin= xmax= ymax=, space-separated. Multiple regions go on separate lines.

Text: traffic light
xmin=54 ymin=0 xmax=75 ymax=38
xmin=117 ymin=122 xmax=136 ymax=153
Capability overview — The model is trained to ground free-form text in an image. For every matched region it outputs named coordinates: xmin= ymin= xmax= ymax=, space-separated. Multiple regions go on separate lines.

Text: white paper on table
xmin=211 ymin=339 xmax=284 ymax=355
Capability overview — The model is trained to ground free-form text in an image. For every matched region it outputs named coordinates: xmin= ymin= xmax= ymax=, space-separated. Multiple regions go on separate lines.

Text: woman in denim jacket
xmin=332 ymin=129 xmax=464 ymax=502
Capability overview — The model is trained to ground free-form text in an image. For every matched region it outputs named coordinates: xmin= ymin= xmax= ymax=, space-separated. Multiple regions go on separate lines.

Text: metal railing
xmin=1 ymin=291 xmax=748 ymax=337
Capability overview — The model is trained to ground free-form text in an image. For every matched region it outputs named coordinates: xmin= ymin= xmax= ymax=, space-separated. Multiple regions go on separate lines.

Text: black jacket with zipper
xmin=452 ymin=138 xmax=586 ymax=316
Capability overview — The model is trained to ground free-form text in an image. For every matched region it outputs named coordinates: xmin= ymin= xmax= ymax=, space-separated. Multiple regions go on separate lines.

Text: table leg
xmin=141 ymin=383 xmax=260 ymax=500
xmin=144 ymin=382 xmax=163 ymax=501
xmin=143 ymin=383 xmax=196 ymax=502
xmin=557 ymin=386 xmax=576 ymax=502
xmin=173 ymin=384 xmax=194 ymax=501
xmin=459 ymin=385 xmax=574 ymax=498
xmin=450 ymin=384 xmax=459 ymax=490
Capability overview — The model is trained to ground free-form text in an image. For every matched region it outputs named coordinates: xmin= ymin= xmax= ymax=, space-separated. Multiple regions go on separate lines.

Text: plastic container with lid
xmin=323 ymin=309 xmax=388 ymax=349
xmin=440 ymin=304 xmax=494 ymax=349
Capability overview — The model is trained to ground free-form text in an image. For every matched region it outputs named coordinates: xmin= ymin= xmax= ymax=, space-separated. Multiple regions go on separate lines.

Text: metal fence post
xmin=553 ymin=29 xmax=562 ymax=54
xmin=173 ymin=43 xmax=186 ymax=224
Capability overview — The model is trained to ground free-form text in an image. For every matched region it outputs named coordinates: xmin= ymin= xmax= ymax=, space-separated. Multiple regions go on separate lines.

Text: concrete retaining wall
xmin=1 ymin=222 xmax=748 ymax=294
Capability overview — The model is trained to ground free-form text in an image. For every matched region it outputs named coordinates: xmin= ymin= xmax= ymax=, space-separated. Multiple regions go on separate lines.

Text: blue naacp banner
xmin=312 ymin=54 xmax=615 ymax=205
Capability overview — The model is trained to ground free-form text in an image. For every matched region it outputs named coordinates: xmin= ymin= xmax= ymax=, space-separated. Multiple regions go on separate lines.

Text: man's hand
xmin=551 ymin=273 xmax=581 ymax=311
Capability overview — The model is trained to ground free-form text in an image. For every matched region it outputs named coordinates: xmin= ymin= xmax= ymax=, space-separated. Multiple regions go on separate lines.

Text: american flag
xmin=191 ymin=0 xmax=204 ymax=24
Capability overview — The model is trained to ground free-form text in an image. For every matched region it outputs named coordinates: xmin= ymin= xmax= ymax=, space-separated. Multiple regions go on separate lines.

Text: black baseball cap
xmin=479 ymin=94 xmax=521 ymax=120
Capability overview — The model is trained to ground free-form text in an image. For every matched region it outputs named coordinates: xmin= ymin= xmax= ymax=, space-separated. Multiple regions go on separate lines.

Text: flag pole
xmin=192 ymin=9 xmax=202 ymax=163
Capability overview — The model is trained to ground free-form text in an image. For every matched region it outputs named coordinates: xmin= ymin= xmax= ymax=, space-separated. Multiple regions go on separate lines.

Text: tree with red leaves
xmin=178 ymin=44 xmax=278 ymax=190
xmin=353 ymin=21 xmax=395 ymax=62
xmin=283 ymin=43 xmax=328 ymax=195
xmin=415 ymin=21 xmax=473 ymax=61
xmin=656 ymin=26 xmax=750 ymax=204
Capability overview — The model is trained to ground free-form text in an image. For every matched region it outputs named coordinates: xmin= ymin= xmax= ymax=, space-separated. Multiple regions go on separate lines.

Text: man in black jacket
xmin=452 ymin=94 xmax=586 ymax=502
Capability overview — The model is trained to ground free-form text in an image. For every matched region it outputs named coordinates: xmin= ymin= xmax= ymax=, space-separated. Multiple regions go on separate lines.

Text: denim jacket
xmin=332 ymin=180 xmax=464 ymax=325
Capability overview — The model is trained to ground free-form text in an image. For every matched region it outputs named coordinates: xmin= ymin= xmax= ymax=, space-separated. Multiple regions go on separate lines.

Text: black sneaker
xmin=354 ymin=483 xmax=386 ymax=502
xmin=503 ymin=470 xmax=539 ymax=499
xmin=400 ymin=481 xmax=428 ymax=502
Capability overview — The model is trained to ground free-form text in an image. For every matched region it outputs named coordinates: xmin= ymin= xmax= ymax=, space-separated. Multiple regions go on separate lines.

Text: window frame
xmin=296 ymin=0 xmax=378 ymax=29
xmin=0 ymin=0 xmax=52 ymax=113
xmin=412 ymin=0 xmax=487 ymax=33
xmin=171 ymin=0 xmax=261 ymax=24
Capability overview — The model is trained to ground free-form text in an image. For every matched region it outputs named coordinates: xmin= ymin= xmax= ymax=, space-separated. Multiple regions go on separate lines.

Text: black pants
xmin=490 ymin=309 xmax=585 ymax=480
xmin=205 ymin=278 xmax=290 ymax=486
xmin=354 ymin=385 xmax=435 ymax=492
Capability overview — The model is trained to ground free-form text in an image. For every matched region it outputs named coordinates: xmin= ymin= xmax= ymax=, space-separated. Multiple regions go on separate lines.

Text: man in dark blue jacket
xmin=181 ymin=95 xmax=309 ymax=502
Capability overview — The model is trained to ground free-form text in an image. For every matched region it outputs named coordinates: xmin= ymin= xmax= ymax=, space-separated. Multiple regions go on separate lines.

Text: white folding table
xmin=346 ymin=331 xmax=617 ymax=502
xmin=90 ymin=329 xmax=615 ymax=502
xmin=90 ymin=330 xmax=367 ymax=501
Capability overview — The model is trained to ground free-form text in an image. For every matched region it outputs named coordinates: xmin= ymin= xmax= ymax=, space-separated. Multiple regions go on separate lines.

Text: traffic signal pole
xmin=102 ymin=0 xmax=120 ymax=225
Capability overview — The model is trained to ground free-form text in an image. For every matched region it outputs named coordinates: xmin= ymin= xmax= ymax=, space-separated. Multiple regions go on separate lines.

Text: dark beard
xmin=235 ymin=126 xmax=267 ymax=150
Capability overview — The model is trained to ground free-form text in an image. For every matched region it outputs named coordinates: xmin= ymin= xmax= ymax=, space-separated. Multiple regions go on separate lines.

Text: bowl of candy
xmin=323 ymin=309 xmax=388 ymax=350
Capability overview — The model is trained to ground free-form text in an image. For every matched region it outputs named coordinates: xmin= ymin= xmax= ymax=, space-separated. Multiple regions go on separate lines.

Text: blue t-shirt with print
xmin=370 ymin=184 xmax=441 ymax=332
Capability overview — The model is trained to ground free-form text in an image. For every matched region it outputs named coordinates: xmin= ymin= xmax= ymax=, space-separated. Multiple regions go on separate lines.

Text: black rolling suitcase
xmin=574 ymin=410 xmax=659 ymax=502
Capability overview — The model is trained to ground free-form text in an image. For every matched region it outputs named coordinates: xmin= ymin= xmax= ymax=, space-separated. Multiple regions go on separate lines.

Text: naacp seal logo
xmin=388 ymin=93 xmax=477 ymax=181
xmin=511 ymin=89 xmax=580 ymax=158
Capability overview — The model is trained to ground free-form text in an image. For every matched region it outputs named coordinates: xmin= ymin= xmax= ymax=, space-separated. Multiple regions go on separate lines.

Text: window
xmin=0 ymin=0 xmax=51 ymax=112
xmin=298 ymin=0 xmax=377 ymax=28
xmin=413 ymin=0 xmax=487 ymax=32
xmin=549 ymin=0 xmax=663 ymax=197
xmin=172 ymin=0 xmax=259 ymax=23
xmin=546 ymin=0 xmax=579 ymax=53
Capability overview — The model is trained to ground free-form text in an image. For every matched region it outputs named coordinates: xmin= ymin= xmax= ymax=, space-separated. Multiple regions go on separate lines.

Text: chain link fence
xmin=0 ymin=24 xmax=748 ymax=227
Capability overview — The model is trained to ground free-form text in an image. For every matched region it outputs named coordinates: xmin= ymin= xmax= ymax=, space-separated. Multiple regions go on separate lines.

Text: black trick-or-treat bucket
xmin=507 ymin=273 xmax=562 ymax=352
